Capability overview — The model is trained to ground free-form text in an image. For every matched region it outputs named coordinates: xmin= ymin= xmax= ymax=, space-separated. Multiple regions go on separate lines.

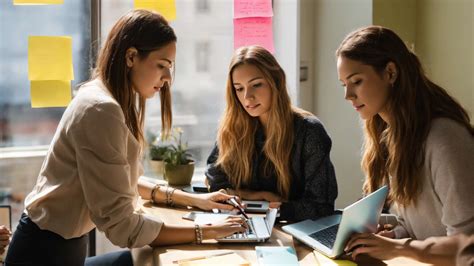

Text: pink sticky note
xmin=234 ymin=0 xmax=273 ymax=18
xmin=234 ymin=17 xmax=274 ymax=53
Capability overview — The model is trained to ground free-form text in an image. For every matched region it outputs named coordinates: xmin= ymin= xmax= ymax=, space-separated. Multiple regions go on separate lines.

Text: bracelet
xmin=165 ymin=186 xmax=177 ymax=206
xmin=194 ymin=224 xmax=203 ymax=244
xmin=150 ymin=184 xmax=161 ymax=204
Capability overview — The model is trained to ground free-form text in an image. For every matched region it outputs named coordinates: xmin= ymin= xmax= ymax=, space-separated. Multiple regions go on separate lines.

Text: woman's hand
xmin=234 ymin=189 xmax=282 ymax=202
xmin=259 ymin=191 xmax=283 ymax=202
xmin=345 ymin=232 xmax=406 ymax=260
xmin=192 ymin=190 xmax=242 ymax=211
xmin=376 ymin=223 xmax=396 ymax=238
xmin=202 ymin=215 xmax=248 ymax=239
xmin=0 ymin=225 xmax=11 ymax=254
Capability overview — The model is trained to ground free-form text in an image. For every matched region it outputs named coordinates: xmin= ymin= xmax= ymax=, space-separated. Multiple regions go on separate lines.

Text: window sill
xmin=0 ymin=146 xmax=49 ymax=159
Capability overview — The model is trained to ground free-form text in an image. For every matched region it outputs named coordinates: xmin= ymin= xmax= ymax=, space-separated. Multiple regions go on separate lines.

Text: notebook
xmin=282 ymin=186 xmax=388 ymax=258
xmin=256 ymin=246 xmax=299 ymax=266
xmin=218 ymin=208 xmax=278 ymax=243
xmin=178 ymin=252 xmax=250 ymax=266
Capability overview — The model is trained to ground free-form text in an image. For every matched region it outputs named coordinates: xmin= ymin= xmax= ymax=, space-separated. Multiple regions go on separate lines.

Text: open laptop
xmin=217 ymin=208 xmax=278 ymax=243
xmin=282 ymin=186 xmax=388 ymax=258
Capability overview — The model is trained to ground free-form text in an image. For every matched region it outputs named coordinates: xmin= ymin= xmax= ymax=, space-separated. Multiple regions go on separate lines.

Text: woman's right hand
xmin=202 ymin=215 xmax=247 ymax=239
xmin=0 ymin=225 xmax=11 ymax=254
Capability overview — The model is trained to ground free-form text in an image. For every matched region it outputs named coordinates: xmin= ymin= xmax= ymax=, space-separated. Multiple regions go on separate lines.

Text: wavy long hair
xmin=336 ymin=26 xmax=473 ymax=206
xmin=216 ymin=46 xmax=311 ymax=199
xmin=94 ymin=9 xmax=176 ymax=146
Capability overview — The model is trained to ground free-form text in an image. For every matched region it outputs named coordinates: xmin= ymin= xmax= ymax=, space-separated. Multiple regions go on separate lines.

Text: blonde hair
xmin=336 ymin=26 xmax=473 ymax=206
xmin=216 ymin=46 xmax=311 ymax=199
xmin=94 ymin=10 xmax=176 ymax=146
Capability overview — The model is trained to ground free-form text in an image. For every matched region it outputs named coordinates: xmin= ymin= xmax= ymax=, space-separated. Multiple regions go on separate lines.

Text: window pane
xmin=100 ymin=0 xmax=297 ymax=176
xmin=101 ymin=0 xmax=234 ymax=174
xmin=0 ymin=1 xmax=91 ymax=147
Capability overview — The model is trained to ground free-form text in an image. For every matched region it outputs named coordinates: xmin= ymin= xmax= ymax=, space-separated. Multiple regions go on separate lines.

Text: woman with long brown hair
xmin=206 ymin=45 xmax=338 ymax=222
xmin=336 ymin=26 xmax=474 ymax=262
xmin=5 ymin=10 xmax=246 ymax=266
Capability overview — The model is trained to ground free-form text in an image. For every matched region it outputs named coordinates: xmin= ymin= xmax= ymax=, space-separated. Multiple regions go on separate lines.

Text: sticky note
xmin=31 ymin=80 xmax=71 ymax=108
xmin=134 ymin=0 xmax=176 ymax=21
xmin=14 ymin=0 xmax=63 ymax=4
xmin=234 ymin=17 xmax=274 ymax=53
xmin=234 ymin=0 xmax=273 ymax=19
xmin=28 ymin=36 xmax=74 ymax=81
xmin=313 ymin=251 xmax=356 ymax=266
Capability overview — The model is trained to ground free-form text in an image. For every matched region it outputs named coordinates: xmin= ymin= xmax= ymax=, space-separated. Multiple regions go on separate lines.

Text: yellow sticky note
xmin=31 ymin=80 xmax=71 ymax=108
xmin=14 ymin=0 xmax=63 ymax=5
xmin=134 ymin=0 xmax=176 ymax=21
xmin=313 ymin=251 xmax=356 ymax=266
xmin=28 ymin=36 xmax=74 ymax=81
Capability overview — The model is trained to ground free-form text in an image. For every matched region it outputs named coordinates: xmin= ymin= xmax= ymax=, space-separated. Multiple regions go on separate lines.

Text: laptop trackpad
xmin=292 ymin=214 xmax=342 ymax=234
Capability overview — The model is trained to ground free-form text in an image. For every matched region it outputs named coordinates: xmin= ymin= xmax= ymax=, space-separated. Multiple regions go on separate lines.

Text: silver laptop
xmin=217 ymin=208 xmax=278 ymax=243
xmin=282 ymin=186 xmax=388 ymax=258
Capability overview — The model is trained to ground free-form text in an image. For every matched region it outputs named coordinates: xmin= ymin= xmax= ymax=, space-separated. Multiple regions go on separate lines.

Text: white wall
xmin=301 ymin=0 xmax=373 ymax=208
xmin=416 ymin=0 xmax=473 ymax=117
xmin=274 ymin=0 xmax=300 ymax=105
xmin=300 ymin=0 xmax=473 ymax=209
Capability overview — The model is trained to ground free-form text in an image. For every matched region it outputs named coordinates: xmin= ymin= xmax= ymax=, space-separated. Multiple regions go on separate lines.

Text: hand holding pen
xmin=226 ymin=196 xmax=249 ymax=219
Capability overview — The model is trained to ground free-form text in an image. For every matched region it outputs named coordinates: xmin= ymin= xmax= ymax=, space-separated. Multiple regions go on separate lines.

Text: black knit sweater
xmin=205 ymin=114 xmax=338 ymax=222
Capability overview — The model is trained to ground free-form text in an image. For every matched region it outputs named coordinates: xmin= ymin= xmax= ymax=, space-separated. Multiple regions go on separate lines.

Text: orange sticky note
xmin=28 ymin=36 xmax=74 ymax=81
xmin=134 ymin=0 xmax=176 ymax=21
xmin=30 ymin=80 xmax=71 ymax=108
xmin=234 ymin=17 xmax=274 ymax=53
xmin=14 ymin=0 xmax=63 ymax=5
xmin=234 ymin=0 xmax=273 ymax=19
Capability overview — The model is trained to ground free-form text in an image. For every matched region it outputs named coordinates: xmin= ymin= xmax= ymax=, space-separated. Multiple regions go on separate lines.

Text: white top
xmin=391 ymin=118 xmax=474 ymax=240
xmin=24 ymin=79 xmax=163 ymax=248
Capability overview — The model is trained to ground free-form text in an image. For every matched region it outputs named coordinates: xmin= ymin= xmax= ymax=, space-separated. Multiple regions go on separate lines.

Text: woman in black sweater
xmin=206 ymin=45 xmax=338 ymax=222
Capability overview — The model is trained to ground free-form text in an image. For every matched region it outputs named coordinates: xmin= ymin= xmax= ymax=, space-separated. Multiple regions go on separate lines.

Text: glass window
xmin=101 ymin=0 xmax=298 ymax=177
xmin=0 ymin=2 xmax=91 ymax=148
xmin=0 ymin=0 xmax=91 ymax=231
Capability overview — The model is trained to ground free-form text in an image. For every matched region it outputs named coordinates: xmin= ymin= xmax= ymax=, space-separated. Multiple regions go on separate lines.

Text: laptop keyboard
xmin=225 ymin=219 xmax=256 ymax=239
xmin=309 ymin=224 xmax=339 ymax=249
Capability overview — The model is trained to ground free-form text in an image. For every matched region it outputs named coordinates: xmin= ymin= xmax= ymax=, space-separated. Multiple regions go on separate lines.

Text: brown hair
xmin=336 ymin=26 xmax=473 ymax=206
xmin=216 ymin=45 xmax=311 ymax=199
xmin=94 ymin=9 xmax=176 ymax=146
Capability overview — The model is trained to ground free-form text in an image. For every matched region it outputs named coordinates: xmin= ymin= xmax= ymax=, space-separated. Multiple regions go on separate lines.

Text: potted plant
xmin=162 ymin=128 xmax=195 ymax=186
xmin=148 ymin=134 xmax=172 ymax=178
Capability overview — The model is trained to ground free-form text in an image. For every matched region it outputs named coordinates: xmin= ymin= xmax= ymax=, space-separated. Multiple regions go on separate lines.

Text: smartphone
xmin=242 ymin=200 xmax=269 ymax=213
xmin=181 ymin=182 xmax=209 ymax=194
xmin=192 ymin=184 xmax=209 ymax=193
xmin=182 ymin=211 xmax=205 ymax=221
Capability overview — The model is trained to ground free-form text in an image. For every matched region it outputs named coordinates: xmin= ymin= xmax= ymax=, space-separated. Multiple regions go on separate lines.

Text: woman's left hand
xmin=192 ymin=190 xmax=241 ymax=211
xmin=344 ymin=232 xmax=406 ymax=261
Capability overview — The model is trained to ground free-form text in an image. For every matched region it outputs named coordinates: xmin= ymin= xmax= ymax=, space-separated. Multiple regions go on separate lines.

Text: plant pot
xmin=149 ymin=160 xmax=165 ymax=178
xmin=164 ymin=161 xmax=195 ymax=186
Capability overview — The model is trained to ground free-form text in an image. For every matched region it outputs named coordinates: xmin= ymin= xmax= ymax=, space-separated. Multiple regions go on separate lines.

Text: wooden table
xmin=133 ymin=200 xmax=429 ymax=266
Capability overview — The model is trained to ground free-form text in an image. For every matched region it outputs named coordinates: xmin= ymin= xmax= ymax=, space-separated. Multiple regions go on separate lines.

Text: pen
xmin=226 ymin=197 xmax=249 ymax=219
xmin=172 ymin=251 xmax=234 ymax=264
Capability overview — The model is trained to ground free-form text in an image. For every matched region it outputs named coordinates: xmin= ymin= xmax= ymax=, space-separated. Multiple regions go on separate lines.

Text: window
xmin=0 ymin=0 xmax=91 ymax=231
xmin=196 ymin=0 xmax=210 ymax=13
xmin=0 ymin=2 xmax=91 ymax=148
xmin=101 ymin=0 xmax=298 ymax=176
xmin=195 ymin=41 xmax=210 ymax=72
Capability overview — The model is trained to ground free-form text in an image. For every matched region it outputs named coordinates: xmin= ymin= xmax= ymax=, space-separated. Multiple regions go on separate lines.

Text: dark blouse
xmin=205 ymin=114 xmax=338 ymax=222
